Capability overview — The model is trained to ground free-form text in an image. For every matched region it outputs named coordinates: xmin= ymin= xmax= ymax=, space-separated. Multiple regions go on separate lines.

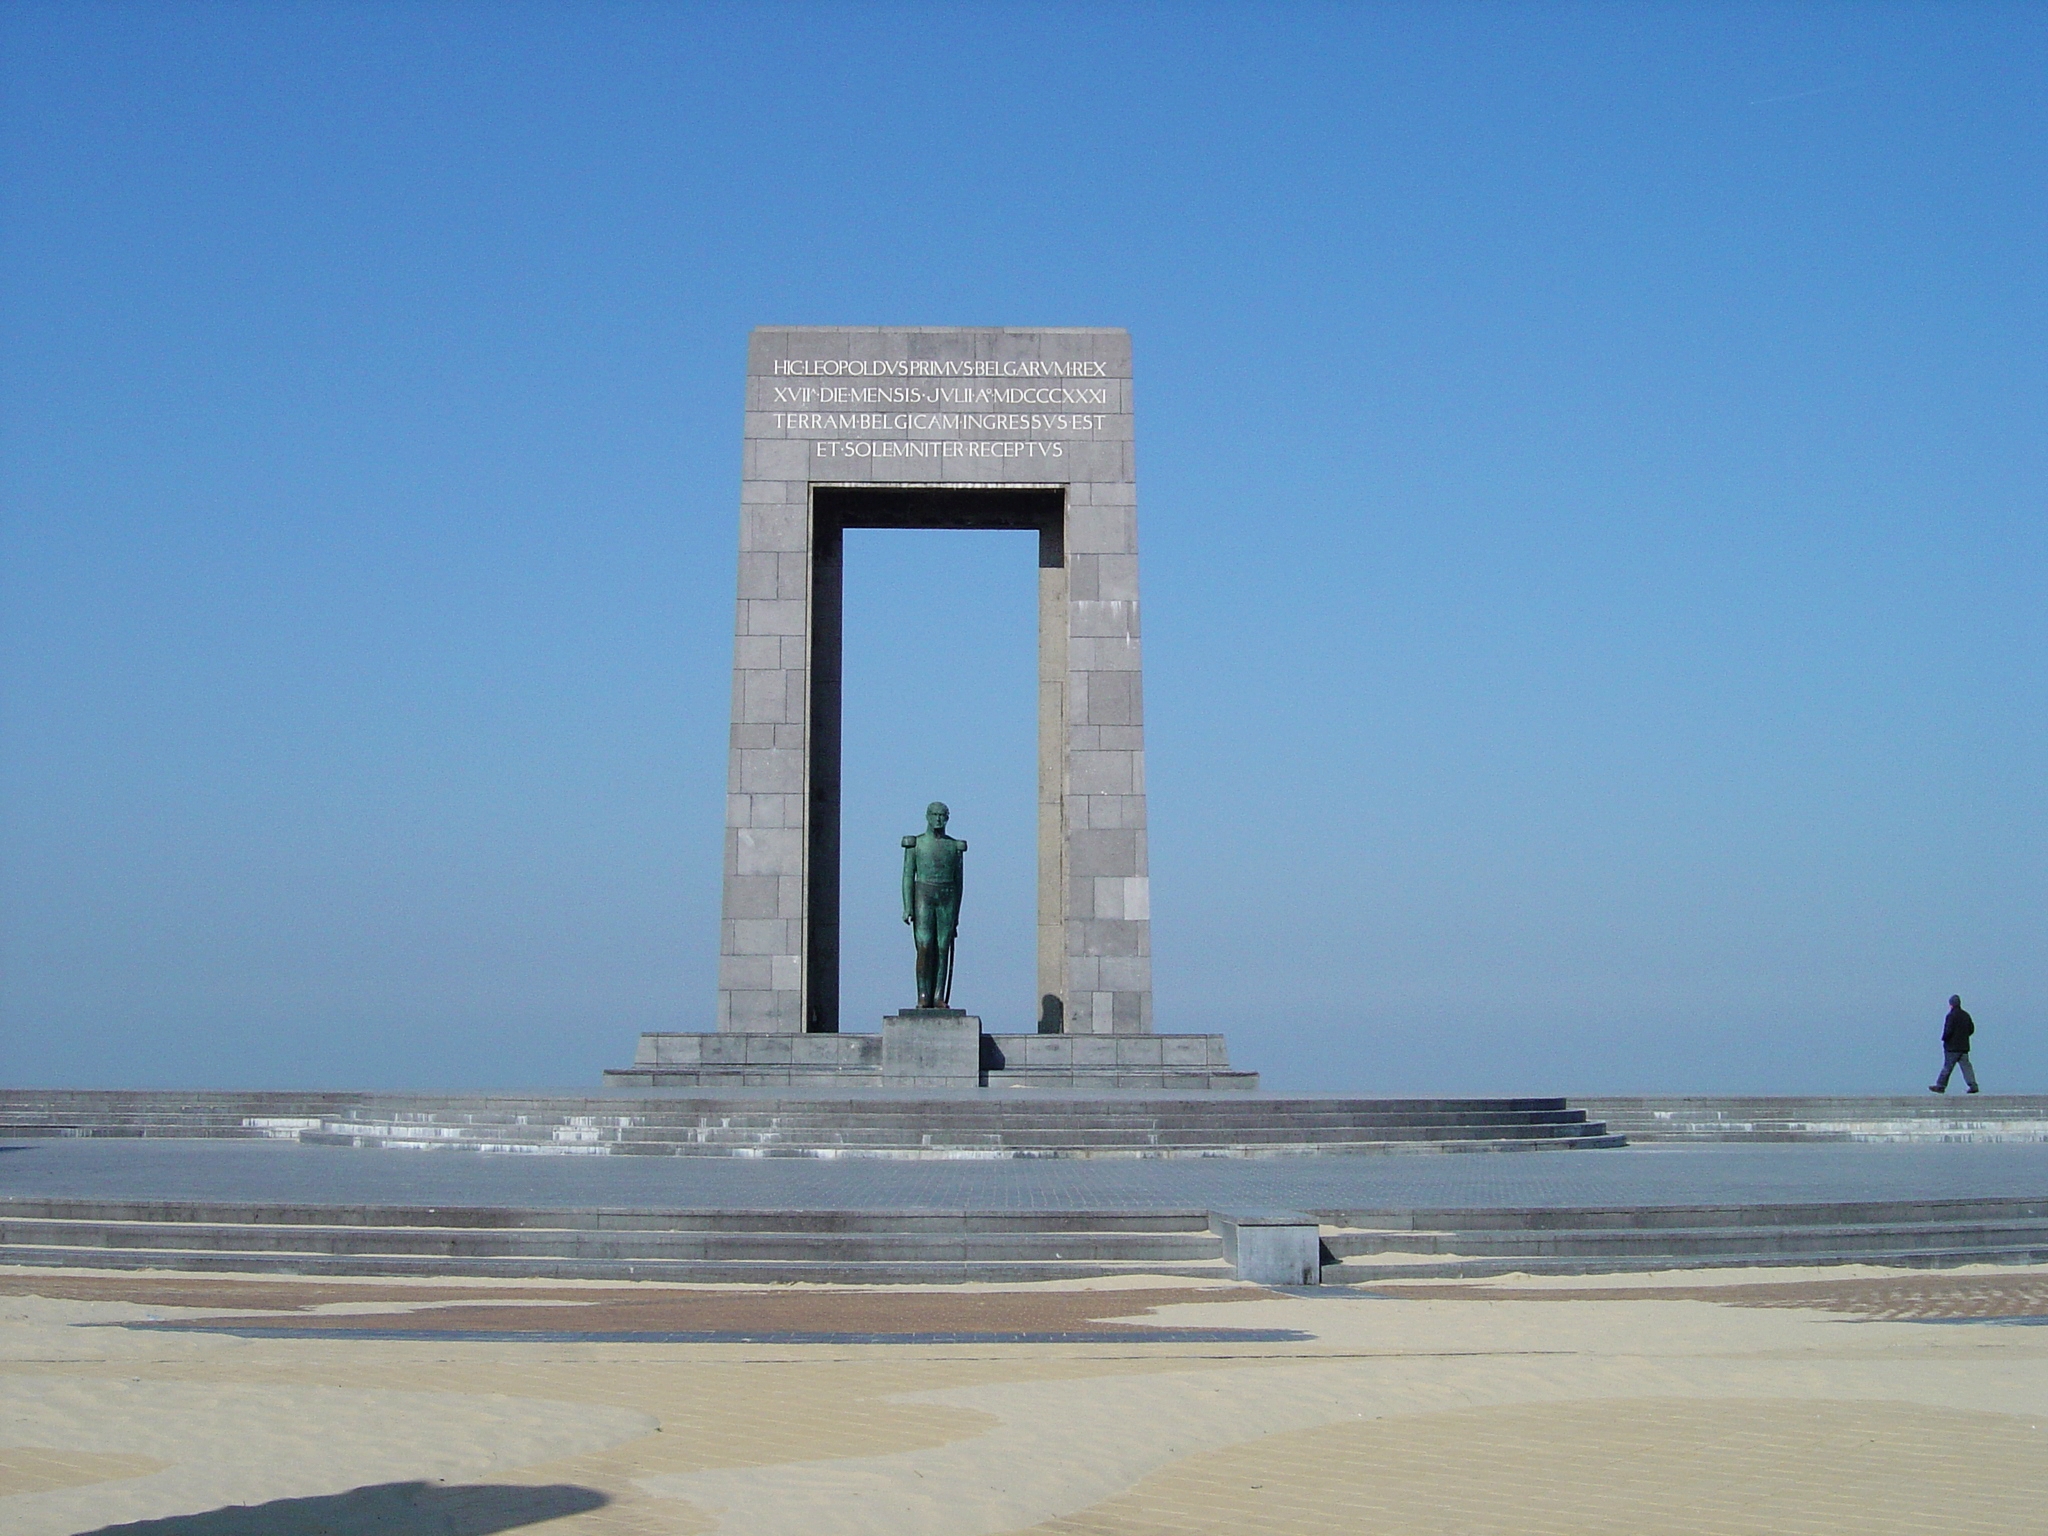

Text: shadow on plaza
xmin=83 ymin=1480 xmax=608 ymax=1535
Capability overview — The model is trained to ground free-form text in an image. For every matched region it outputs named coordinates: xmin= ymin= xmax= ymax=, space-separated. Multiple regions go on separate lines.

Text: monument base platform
xmin=605 ymin=1030 xmax=1257 ymax=1091
xmin=0 ymin=1087 xmax=1622 ymax=1162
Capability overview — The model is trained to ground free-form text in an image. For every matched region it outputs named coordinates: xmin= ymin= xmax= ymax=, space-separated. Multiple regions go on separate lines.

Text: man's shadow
xmin=81 ymin=1480 xmax=607 ymax=1535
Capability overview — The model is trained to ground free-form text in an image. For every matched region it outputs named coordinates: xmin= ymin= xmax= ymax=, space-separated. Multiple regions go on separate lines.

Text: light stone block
xmin=734 ymin=827 xmax=803 ymax=876
xmin=1071 ymin=600 xmax=1140 ymax=639
xmin=735 ymin=749 xmax=803 ymax=795
xmin=1071 ymin=828 xmax=1139 ymax=877
xmin=1112 ymin=990 xmax=1147 ymax=1031
xmin=736 ymin=552 xmax=780 ymax=599
xmin=1070 ymin=636 xmax=1142 ymax=671
xmin=1097 ymin=953 xmax=1151 ymax=991
xmin=1069 ymin=751 xmax=1137 ymax=796
xmin=1093 ymin=554 xmax=1141 ymax=602
xmin=1210 ymin=1211 xmax=1321 ymax=1286
xmin=1075 ymin=918 xmax=1144 ymax=957
xmin=881 ymin=1012 xmax=981 ymax=1086
xmin=1072 ymin=1035 xmax=1119 ymax=1066
xmin=717 ymin=955 xmax=772 ymax=991
xmin=744 ymin=439 xmax=810 ymax=479
xmin=740 ymin=669 xmax=788 ymax=724
xmin=733 ymin=634 xmax=781 ymax=670
xmin=723 ymin=876 xmax=779 ymax=920
xmin=740 ymin=507 xmax=806 ymax=552
xmin=745 ymin=599 xmax=807 ymax=636
xmin=1085 ymin=795 xmax=1146 ymax=828
xmin=1082 ymin=669 xmax=1139 ymax=724
xmin=728 ymin=918 xmax=791 ymax=955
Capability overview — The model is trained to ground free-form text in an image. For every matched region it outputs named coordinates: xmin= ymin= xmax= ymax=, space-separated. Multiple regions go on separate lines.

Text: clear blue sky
xmin=2 ymin=2 xmax=2041 ymax=1093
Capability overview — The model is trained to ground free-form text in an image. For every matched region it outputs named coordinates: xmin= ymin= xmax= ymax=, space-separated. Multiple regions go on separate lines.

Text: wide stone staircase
xmin=4 ymin=1191 xmax=2045 ymax=1283
xmin=0 ymin=1197 xmax=1233 ymax=1283
xmin=0 ymin=1090 xmax=1623 ymax=1158
xmin=0 ymin=1091 xmax=372 ymax=1140
xmin=1576 ymin=1095 xmax=2048 ymax=1144
xmin=1319 ymin=1195 xmax=2048 ymax=1281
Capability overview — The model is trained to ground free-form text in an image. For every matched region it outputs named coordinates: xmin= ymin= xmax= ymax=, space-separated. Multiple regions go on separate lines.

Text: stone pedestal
xmin=608 ymin=1030 xmax=1254 ymax=1089
xmin=882 ymin=1010 xmax=981 ymax=1089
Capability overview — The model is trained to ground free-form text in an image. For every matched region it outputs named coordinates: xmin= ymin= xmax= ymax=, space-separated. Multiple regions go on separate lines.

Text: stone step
xmin=312 ymin=1120 xmax=1593 ymax=1140
xmin=348 ymin=1094 xmax=1580 ymax=1112
xmin=0 ymin=1123 xmax=285 ymax=1139
xmin=1325 ymin=1242 xmax=2048 ymax=1282
xmin=0 ymin=1195 xmax=1236 ymax=1282
xmin=0 ymin=1089 xmax=1619 ymax=1158
xmin=0 ymin=1245 xmax=1234 ymax=1285
xmin=1325 ymin=1196 xmax=2048 ymax=1232
xmin=0 ymin=1198 xmax=1210 ymax=1233
xmin=1317 ymin=1193 xmax=2048 ymax=1278
xmin=314 ymin=1130 xmax=1624 ymax=1159
xmin=1325 ymin=1218 xmax=2048 ymax=1260
xmin=321 ymin=1111 xmax=1598 ymax=1135
xmin=0 ymin=1218 xmax=1221 ymax=1263
xmin=1576 ymin=1095 xmax=2048 ymax=1144
xmin=300 ymin=1115 xmax=1605 ymax=1141
xmin=323 ymin=1114 xmax=1597 ymax=1138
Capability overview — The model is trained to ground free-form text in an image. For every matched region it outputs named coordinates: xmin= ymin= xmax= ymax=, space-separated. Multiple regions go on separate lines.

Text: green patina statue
xmin=901 ymin=801 xmax=967 ymax=1010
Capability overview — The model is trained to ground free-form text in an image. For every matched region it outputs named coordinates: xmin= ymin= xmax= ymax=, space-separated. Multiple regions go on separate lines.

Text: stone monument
xmin=610 ymin=327 xmax=1253 ymax=1089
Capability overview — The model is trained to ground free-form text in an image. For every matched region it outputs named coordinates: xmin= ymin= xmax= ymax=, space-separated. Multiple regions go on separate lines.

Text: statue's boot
xmin=915 ymin=945 xmax=936 ymax=1009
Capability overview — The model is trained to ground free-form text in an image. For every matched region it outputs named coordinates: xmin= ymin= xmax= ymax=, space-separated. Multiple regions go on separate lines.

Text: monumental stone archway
xmin=722 ymin=327 xmax=1152 ymax=1038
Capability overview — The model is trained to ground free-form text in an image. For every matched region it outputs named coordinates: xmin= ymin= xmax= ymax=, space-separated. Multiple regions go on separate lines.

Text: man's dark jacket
xmin=1943 ymin=1005 xmax=1975 ymax=1053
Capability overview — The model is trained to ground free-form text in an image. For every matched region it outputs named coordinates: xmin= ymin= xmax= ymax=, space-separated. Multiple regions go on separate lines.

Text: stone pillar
xmin=719 ymin=327 xmax=1150 ymax=1036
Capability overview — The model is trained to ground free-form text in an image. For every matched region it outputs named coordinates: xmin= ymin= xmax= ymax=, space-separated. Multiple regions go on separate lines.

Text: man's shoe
xmin=1929 ymin=1085 xmax=1945 ymax=1093
xmin=1969 ymin=1085 xmax=1981 ymax=1093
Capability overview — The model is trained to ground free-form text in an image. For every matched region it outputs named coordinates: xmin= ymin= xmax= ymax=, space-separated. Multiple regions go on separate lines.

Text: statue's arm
xmin=901 ymin=836 xmax=916 ymax=922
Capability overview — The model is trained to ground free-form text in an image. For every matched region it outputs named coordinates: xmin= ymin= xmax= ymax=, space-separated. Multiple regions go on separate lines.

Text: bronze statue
xmin=901 ymin=801 xmax=966 ymax=1009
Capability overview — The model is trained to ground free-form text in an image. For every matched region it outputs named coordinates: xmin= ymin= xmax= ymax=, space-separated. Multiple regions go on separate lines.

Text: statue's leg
xmin=913 ymin=889 xmax=938 ymax=1008
xmin=935 ymin=893 xmax=960 ymax=1008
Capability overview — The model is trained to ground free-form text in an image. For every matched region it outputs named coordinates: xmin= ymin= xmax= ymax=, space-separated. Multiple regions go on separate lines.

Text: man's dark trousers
xmin=1935 ymin=1002 xmax=1978 ymax=1092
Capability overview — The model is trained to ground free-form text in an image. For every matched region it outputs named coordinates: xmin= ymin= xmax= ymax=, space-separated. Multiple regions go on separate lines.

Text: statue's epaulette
xmin=901 ymin=835 xmax=917 ymax=848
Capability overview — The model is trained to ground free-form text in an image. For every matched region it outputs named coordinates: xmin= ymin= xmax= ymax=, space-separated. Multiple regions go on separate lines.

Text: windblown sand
xmin=1 ymin=1262 xmax=2044 ymax=1534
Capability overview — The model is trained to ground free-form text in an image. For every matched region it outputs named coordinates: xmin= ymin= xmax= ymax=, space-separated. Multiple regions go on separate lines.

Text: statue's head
xmin=1951 ymin=995 xmax=1962 ymax=1007
xmin=925 ymin=801 xmax=949 ymax=831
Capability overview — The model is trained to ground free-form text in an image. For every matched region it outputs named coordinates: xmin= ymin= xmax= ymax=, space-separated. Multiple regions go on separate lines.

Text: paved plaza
xmin=2 ymin=1258 xmax=2046 ymax=1534
xmin=4 ymin=1138 xmax=2046 ymax=1532
xmin=7 ymin=1135 xmax=2048 ymax=1213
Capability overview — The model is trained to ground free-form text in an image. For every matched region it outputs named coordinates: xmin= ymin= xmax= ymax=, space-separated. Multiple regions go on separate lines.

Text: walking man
xmin=1930 ymin=994 xmax=1980 ymax=1094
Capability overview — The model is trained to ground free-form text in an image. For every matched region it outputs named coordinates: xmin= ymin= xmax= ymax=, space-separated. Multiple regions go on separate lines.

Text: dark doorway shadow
xmin=81 ymin=1480 xmax=607 ymax=1535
